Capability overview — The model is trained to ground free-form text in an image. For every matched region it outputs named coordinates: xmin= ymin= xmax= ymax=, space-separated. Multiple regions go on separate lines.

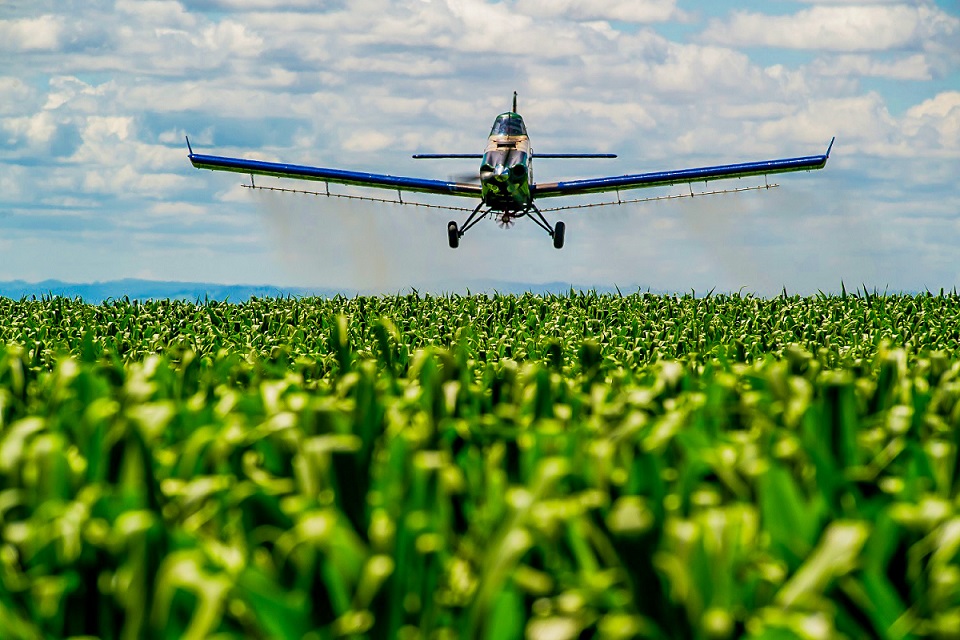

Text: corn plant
xmin=1 ymin=293 xmax=960 ymax=638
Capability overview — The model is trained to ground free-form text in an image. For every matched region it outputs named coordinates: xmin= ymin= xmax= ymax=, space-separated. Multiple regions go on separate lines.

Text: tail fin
xmin=512 ymin=91 xmax=517 ymax=113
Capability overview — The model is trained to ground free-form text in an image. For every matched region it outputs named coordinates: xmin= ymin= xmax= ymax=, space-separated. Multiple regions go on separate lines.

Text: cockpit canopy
xmin=490 ymin=113 xmax=527 ymax=137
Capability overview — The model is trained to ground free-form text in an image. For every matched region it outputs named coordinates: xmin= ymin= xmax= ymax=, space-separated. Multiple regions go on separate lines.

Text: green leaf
xmin=236 ymin=566 xmax=312 ymax=640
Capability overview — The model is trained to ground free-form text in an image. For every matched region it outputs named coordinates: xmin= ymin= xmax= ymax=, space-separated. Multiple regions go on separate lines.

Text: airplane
xmin=187 ymin=93 xmax=833 ymax=249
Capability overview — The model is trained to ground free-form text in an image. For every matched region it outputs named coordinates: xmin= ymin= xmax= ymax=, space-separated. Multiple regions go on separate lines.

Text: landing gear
xmin=526 ymin=203 xmax=564 ymax=249
xmin=553 ymin=221 xmax=565 ymax=249
xmin=446 ymin=201 xmax=565 ymax=248
xmin=447 ymin=221 xmax=459 ymax=249
xmin=447 ymin=201 xmax=488 ymax=250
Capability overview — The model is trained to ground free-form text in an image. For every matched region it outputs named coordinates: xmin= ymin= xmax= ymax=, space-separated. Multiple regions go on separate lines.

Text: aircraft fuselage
xmin=480 ymin=112 xmax=532 ymax=212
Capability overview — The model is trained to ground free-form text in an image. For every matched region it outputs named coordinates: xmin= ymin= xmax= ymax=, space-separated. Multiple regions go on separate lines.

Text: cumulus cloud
xmin=741 ymin=89 xmax=959 ymax=164
xmin=700 ymin=5 xmax=959 ymax=53
xmin=336 ymin=54 xmax=455 ymax=78
xmin=796 ymin=0 xmax=917 ymax=4
xmin=755 ymin=93 xmax=899 ymax=151
xmin=904 ymin=91 xmax=960 ymax=153
xmin=908 ymin=91 xmax=960 ymax=120
xmin=70 ymin=117 xmax=143 ymax=176
xmin=515 ymin=0 xmax=686 ymax=23
xmin=3 ymin=113 xmax=59 ymax=147
xmin=809 ymin=53 xmax=933 ymax=80
xmin=198 ymin=20 xmax=264 ymax=55
xmin=0 ymin=78 xmax=36 ymax=115
xmin=42 ymin=76 xmax=117 ymax=114
xmin=181 ymin=0 xmax=329 ymax=9
xmin=342 ymin=130 xmax=394 ymax=153
xmin=114 ymin=0 xmax=197 ymax=29
xmin=645 ymin=44 xmax=765 ymax=96
xmin=0 ymin=15 xmax=65 ymax=51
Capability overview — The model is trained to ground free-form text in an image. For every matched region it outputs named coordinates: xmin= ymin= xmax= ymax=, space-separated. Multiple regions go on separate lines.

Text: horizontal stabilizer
xmin=535 ymin=153 xmax=617 ymax=159
xmin=412 ymin=154 xmax=484 ymax=159
xmin=413 ymin=153 xmax=617 ymax=159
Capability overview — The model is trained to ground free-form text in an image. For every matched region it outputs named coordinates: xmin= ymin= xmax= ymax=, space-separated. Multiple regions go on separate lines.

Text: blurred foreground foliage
xmin=2 ymin=292 xmax=960 ymax=638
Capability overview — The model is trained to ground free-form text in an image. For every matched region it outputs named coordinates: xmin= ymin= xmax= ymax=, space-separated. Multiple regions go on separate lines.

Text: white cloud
xmin=809 ymin=54 xmax=932 ymax=80
xmin=3 ymin=112 xmax=59 ymax=147
xmin=0 ymin=78 xmax=35 ymax=115
xmin=42 ymin=76 xmax=115 ymax=113
xmin=104 ymin=23 xmax=262 ymax=73
xmin=140 ymin=201 xmax=252 ymax=231
xmin=149 ymin=201 xmax=221 ymax=218
xmin=120 ymin=82 xmax=297 ymax=119
xmin=904 ymin=91 xmax=960 ymax=153
xmin=647 ymin=43 xmax=765 ymax=95
xmin=66 ymin=116 xmax=198 ymax=196
xmin=747 ymin=90 xmax=960 ymax=161
xmin=515 ymin=0 xmax=686 ymax=23
xmin=907 ymin=91 xmax=960 ymax=120
xmin=797 ymin=0 xmax=903 ymax=3
xmin=343 ymin=130 xmax=394 ymax=153
xmin=84 ymin=117 xmax=135 ymax=143
xmin=0 ymin=166 xmax=27 ymax=200
xmin=131 ymin=172 xmax=193 ymax=195
xmin=0 ymin=15 xmax=65 ymax=51
xmin=182 ymin=0 xmax=323 ymax=9
xmin=756 ymin=93 xmax=899 ymax=150
xmin=244 ymin=0 xmax=619 ymax=60
xmin=82 ymin=164 xmax=190 ymax=198
xmin=336 ymin=54 xmax=454 ymax=77
xmin=199 ymin=20 xmax=264 ymax=56
xmin=701 ymin=5 xmax=959 ymax=52
xmin=115 ymin=0 xmax=197 ymax=29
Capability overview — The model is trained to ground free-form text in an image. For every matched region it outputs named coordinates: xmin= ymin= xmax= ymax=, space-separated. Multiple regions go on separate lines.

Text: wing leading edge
xmin=532 ymin=138 xmax=834 ymax=199
xmin=188 ymin=144 xmax=482 ymax=199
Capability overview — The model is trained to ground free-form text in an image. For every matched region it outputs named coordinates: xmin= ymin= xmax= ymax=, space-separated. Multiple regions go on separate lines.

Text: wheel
xmin=447 ymin=221 xmax=460 ymax=249
xmin=553 ymin=220 xmax=565 ymax=249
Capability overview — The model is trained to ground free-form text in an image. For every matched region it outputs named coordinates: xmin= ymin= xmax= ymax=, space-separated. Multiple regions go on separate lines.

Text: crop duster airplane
xmin=188 ymin=93 xmax=833 ymax=249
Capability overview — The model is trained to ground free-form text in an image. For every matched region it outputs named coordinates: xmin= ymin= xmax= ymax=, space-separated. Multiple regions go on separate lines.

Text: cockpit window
xmin=490 ymin=113 xmax=527 ymax=137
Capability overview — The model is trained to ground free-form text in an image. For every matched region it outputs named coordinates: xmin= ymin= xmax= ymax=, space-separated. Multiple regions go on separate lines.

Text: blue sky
xmin=2 ymin=0 xmax=958 ymax=294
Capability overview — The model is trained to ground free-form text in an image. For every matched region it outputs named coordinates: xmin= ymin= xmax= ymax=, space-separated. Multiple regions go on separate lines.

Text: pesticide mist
xmin=247 ymin=180 xmax=883 ymax=295
xmin=252 ymin=189 xmax=500 ymax=291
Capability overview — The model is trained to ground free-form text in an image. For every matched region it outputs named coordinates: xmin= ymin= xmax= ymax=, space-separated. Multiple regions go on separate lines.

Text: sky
xmin=2 ymin=0 xmax=959 ymax=295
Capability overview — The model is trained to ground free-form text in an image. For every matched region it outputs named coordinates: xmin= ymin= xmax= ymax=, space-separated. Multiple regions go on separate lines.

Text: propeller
xmin=451 ymin=163 xmax=499 ymax=184
xmin=496 ymin=212 xmax=516 ymax=229
xmin=450 ymin=171 xmax=482 ymax=183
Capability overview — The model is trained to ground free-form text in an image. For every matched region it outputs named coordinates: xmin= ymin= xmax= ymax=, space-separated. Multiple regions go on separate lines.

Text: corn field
xmin=2 ymin=292 xmax=960 ymax=639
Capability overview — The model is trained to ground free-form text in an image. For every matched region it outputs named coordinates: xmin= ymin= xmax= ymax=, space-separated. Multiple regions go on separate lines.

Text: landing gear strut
xmin=524 ymin=202 xmax=564 ymax=249
xmin=447 ymin=201 xmax=488 ymax=249
xmin=447 ymin=201 xmax=564 ymax=249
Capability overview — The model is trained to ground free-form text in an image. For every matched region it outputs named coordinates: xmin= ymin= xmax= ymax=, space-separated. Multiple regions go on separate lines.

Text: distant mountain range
xmin=0 ymin=279 xmax=339 ymax=303
xmin=0 ymin=279 xmax=640 ymax=303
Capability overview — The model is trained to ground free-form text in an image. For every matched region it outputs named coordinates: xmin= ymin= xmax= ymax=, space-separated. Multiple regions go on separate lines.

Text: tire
xmin=447 ymin=221 xmax=460 ymax=249
xmin=553 ymin=220 xmax=565 ymax=249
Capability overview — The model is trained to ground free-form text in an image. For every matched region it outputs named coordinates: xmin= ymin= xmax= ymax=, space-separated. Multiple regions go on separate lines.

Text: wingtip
xmin=826 ymin=136 xmax=835 ymax=158
xmin=185 ymin=135 xmax=194 ymax=156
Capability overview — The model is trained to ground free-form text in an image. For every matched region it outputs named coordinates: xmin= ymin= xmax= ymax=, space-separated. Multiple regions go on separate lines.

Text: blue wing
xmin=188 ymin=144 xmax=482 ymax=199
xmin=532 ymin=139 xmax=834 ymax=199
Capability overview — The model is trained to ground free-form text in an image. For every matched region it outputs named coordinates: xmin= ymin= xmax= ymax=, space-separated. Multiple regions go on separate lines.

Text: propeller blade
xmin=450 ymin=171 xmax=482 ymax=183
